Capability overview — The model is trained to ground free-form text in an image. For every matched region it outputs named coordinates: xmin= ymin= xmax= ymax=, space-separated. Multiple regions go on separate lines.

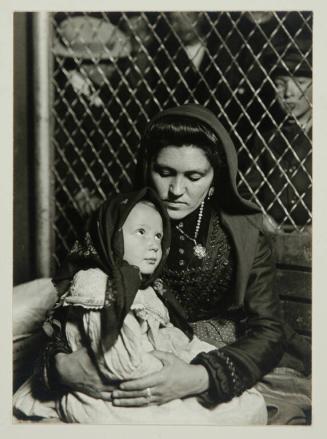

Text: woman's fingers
xmin=118 ymin=351 xmax=172 ymax=391
xmin=98 ymin=391 xmax=113 ymax=401
xmin=113 ymin=388 xmax=151 ymax=398
xmin=112 ymin=396 xmax=153 ymax=407
xmin=112 ymin=352 xmax=190 ymax=407
xmin=113 ymin=377 xmax=159 ymax=405
xmin=151 ymin=350 xmax=173 ymax=364
xmin=56 ymin=348 xmax=119 ymax=398
xmin=73 ymin=383 xmax=114 ymax=400
xmin=112 ymin=388 xmax=156 ymax=406
xmin=118 ymin=371 xmax=162 ymax=391
xmin=112 ymin=390 xmax=140 ymax=398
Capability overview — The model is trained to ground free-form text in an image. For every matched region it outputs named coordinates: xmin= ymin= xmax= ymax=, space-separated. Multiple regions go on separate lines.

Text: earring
xmin=207 ymin=186 xmax=215 ymax=200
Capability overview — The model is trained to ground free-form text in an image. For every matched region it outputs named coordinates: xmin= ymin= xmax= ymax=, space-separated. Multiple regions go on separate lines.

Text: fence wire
xmin=50 ymin=11 xmax=312 ymax=267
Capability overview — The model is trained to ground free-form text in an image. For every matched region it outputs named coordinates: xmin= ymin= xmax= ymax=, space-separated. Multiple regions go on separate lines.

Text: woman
xmin=14 ymin=188 xmax=266 ymax=424
xmin=37 ymin=104 xmax=309 ymax=422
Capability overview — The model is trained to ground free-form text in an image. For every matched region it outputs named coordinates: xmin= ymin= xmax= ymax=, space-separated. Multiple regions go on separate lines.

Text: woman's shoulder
xmin=219 ymin=209 xmax=264 ymax=233
xmin=62 ymin=268 xmax=109 ymax=309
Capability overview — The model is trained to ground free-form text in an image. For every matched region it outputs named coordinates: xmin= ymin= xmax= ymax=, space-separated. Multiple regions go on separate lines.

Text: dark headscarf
xmin=53 ymin=187 xmax=173 ymax=350
xmin=134 ymin=103 xmax=260 ymax=215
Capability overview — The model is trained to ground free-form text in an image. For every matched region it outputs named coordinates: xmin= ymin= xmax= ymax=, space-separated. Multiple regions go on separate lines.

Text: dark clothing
xmin=163 ymin=201 xmax=285 ymax=405
xmin=165 ymin=208 xmax=235 ymax=322
xmin=192 ymin=209 xmax=284 ymax=404
xmin=247 ymin=123 xmax=312 ymax=226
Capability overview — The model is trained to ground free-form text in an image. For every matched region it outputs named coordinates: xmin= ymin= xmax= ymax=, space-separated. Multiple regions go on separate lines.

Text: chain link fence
xmin=50 ymin=11 xmax=312 ymax=267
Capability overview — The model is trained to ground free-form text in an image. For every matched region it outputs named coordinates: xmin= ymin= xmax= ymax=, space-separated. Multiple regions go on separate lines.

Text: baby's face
xmin=122 ymin=202 xmax=163 ymax=275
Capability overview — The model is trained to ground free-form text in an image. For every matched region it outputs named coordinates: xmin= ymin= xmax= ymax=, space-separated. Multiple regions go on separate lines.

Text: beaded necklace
xmin=175 ymin=200 xmax=207 ymax=259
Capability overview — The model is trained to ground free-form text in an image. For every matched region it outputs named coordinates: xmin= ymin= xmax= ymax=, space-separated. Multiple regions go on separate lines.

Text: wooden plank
xmin=274 ymin=269 xmax=311 ymax=300
xmin=269 ymin=229 xmax=312 ymax=267
xmin=281 ymin=300 xmax=311 ymax=334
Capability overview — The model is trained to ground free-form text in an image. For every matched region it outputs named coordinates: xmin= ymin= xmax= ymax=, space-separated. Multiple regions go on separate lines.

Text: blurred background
xmin=14 ymin=11 xmax=312 ymax=285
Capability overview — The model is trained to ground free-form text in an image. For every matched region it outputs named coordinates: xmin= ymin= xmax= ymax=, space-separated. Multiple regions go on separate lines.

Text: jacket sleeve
xmin=191 ymin=231 xmax=284 ymax=406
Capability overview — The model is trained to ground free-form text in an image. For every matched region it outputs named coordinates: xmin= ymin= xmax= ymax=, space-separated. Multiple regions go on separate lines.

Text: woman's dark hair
xmin=141 ymin=115 xmax=227 ymax=172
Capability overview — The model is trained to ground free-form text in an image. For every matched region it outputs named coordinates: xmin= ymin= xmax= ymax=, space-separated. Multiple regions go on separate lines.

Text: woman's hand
xmin=55 ymin=347 xmax=116 ymax=400
xmin=111 ymin=350 xmax=209 ymax=407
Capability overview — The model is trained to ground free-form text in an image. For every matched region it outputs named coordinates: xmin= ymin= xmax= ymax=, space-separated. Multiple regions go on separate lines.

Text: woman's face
xmin=150 ymin=145 xmax=214 ymax=220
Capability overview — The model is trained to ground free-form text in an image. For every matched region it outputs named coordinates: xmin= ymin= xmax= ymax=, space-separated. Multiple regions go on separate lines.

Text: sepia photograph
xmin=10 ymin=5 xmax=316 ymax=430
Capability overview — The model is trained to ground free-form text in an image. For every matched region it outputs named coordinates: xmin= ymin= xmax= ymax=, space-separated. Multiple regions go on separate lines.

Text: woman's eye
xmin=188 ymin=174 xmax=202 ymax=182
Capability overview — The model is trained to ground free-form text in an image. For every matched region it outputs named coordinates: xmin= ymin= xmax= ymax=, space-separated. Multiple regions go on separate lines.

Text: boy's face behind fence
xmin=122 ymin=202 xmax=163 ymax=275
xmin=274 ymin=75 xmax=312 ymax=121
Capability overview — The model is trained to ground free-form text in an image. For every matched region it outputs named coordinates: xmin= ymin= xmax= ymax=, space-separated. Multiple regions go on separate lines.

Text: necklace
xmin=175 ymin=201 xmax=207 ymax=259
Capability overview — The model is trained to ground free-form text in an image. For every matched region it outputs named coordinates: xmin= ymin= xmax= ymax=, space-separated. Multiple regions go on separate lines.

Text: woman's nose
xmin=169 ymin=177 xmax=184 ymax=196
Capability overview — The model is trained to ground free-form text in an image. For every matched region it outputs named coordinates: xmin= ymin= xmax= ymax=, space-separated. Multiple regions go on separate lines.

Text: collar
xmin=284 ymin=117 xmax=312 ymax=135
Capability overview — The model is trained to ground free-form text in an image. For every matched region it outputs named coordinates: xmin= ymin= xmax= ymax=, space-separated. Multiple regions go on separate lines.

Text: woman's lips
xmin=164 ymin=201 xmax=187 ymax=209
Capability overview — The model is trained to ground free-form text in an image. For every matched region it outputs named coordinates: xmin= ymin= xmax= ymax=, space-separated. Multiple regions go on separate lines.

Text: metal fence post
xmin=33 ymin=12 xmax=54 ymax=277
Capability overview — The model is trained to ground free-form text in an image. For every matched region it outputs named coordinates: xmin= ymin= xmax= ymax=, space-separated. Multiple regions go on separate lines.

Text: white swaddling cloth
xmin=14 ymin=269 xmax=267 ymax=425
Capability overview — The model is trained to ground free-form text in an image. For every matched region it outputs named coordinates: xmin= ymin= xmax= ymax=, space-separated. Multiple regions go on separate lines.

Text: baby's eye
xmin=158 ymin=169 xmax=172 ymax=177
xmin=155 ymin=233 xmax=163 ymax=240
xmin=136 ymin=228 xmax=146 ymax=235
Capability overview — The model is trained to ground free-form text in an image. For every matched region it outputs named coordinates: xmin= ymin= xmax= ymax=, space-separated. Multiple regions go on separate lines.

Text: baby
xmin=14 ymin=188 xmax=266 ymax=425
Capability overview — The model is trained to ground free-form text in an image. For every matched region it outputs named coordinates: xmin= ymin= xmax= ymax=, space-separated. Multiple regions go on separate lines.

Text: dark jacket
xmin=190 ymin=210 xmax=284 ymax=404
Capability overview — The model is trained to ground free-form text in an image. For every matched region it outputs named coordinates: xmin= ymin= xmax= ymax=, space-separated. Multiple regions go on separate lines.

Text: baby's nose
xmin=149 ymin=239 xmax=160 ymax=251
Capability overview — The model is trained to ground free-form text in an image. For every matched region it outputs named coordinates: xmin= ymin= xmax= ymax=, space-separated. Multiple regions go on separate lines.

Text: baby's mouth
xmin=144 ymin=257 xmax=157 ymax=264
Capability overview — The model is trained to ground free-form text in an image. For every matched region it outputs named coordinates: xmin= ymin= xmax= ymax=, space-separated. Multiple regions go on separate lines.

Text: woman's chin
xmin=166 ymin=207 xmax=190 ymax=220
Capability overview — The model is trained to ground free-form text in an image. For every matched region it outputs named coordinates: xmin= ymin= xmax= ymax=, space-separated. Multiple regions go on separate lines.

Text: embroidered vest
xmin=161 ymin=210 xmax=236 ymax=322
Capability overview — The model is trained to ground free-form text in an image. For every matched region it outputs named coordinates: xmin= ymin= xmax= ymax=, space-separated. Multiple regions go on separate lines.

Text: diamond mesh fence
xmin=50 ymin=11 xmax=312 ymax=267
